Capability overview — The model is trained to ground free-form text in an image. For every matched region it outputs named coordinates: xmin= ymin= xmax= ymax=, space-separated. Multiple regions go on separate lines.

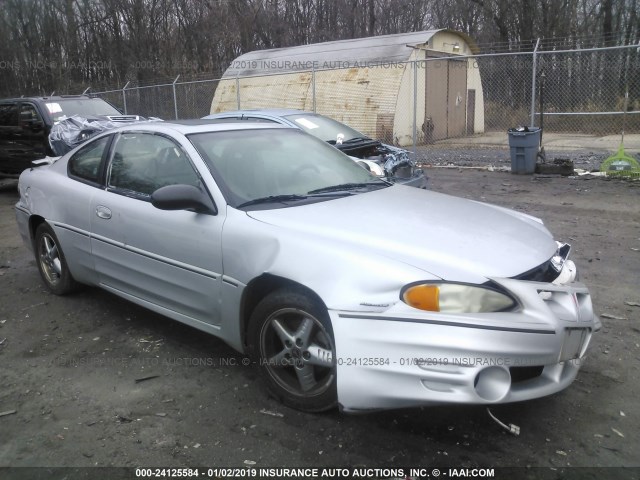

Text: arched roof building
xmin=211 ymin=30 xmax=484 ymax=146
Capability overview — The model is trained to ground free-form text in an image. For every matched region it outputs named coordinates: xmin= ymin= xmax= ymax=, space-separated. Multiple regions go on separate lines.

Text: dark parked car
xmin=0 ymin=95 xmax=138 ymax=174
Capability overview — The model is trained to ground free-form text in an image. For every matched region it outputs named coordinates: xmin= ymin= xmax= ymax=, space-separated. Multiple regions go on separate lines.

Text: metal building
xmin=210 ymin=30 xmax=483 ymax=146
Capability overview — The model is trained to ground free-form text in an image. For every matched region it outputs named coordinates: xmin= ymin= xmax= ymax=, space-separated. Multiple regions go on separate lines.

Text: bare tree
xmin=1 ymin=0 xmax=639 ymax=97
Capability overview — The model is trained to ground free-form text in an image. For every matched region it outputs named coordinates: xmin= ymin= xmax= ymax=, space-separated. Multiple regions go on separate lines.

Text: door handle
xmin=95 ymin=205 xmax=112 ymax=219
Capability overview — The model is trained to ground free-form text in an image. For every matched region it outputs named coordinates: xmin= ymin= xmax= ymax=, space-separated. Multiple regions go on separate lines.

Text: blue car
xmin=203 ymin=109 xmax=427 ymax=189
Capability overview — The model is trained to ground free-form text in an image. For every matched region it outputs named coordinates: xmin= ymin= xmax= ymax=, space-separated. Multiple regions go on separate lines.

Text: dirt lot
xmin=0 ymin=167 xmax=639 ymax=477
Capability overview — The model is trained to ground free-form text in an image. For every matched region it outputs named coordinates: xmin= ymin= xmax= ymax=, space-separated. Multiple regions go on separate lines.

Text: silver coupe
xmin=15 ymin=121 xmax=600 ymax=412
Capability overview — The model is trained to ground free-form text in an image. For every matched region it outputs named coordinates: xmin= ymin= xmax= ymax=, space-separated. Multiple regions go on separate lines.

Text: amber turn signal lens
xmin=402 ymin=284 xmax=440 ymax=311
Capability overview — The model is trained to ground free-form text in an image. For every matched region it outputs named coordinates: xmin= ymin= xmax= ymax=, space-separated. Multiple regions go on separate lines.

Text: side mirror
xmin=151 ymin=184 xmax=217 ymax=215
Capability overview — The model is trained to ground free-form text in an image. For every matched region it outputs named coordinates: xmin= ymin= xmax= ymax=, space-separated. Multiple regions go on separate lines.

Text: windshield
xmin=283 ymin=114 xmax=368 ymax=144
xmin=188 ymin=128 xmax=386 ymax=209
xmin=46 ymin=98 xmax=122 ymax=123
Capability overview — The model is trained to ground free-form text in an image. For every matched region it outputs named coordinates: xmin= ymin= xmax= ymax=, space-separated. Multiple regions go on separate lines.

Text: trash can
xmin=507 ymin=127 xmax=541 ymax=174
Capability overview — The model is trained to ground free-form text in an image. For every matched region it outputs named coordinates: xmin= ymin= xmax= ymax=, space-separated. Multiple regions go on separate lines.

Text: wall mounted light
xmin=443 ymin=42 xmax=461 ymax=53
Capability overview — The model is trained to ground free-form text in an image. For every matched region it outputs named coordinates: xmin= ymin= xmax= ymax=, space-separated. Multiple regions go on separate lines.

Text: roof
xmin=222 ymin=29 xmax=478 ymax=78
xmin=205 ymin=109 xmax=310 ymax=118
xmin=112 ymin=121 xmax=291 ymax=136
xmin=0 ymin=95 xmax=100 ymax=103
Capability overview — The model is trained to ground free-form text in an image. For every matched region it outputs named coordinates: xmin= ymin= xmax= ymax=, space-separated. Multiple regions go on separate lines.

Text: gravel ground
xmin=416 ymin=145 xmax=633 ymax=172
xmin=0 ymin=163 xmax=639 ymax=479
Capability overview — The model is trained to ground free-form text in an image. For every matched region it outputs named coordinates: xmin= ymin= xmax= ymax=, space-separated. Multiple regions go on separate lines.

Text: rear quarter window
xmin=68 ymin=135 xmax=111 ymax=184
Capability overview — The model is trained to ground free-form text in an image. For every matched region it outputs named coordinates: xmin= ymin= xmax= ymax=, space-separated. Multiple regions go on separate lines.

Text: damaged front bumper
xmin=330 ymin=278 xmax=600 ymax=412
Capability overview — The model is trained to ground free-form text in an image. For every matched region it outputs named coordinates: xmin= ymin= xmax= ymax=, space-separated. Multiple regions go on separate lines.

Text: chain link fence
xmin=534 ymin=47 xmax=640 ymax=135
xmin=91 ymin=44 xmax=640 ymax=146
xmin=94 ymin=78 xmax=220 ymax=120
xmin=175 ymin=79 xmax=220 ymax=119
xmin=475 ymin=53 xmax=534 ymax=132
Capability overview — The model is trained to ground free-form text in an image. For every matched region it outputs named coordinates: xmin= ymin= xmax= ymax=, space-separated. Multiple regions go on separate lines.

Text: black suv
xmin=0 ymin=95 xmax=133 ymax=174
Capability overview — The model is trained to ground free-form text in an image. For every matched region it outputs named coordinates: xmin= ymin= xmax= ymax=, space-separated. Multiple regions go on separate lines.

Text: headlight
xmin=401 ymin=282 xmax=518 ymax=313
xmin=369 ymin=163 xmax=384 ymax=176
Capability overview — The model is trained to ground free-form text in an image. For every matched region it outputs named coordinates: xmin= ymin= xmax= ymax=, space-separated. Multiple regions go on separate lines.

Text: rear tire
xmin=247 ymin=288 xmax=337 ymax=412
xmin=34 ymin=223 xmax=78 ymax=295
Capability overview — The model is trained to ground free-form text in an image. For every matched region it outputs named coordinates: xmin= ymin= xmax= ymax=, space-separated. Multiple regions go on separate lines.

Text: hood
xmin=247 ymin=186 xmax=557 ymax=282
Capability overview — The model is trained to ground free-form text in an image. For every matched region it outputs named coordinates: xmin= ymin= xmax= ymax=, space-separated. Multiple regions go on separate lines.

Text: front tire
xmin=248 ymin=288 xmax=337 ymax=412
xmin=34 ymin=223 xmax=78 ymax=295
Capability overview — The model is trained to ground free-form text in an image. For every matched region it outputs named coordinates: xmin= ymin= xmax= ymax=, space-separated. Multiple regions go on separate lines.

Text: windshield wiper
xmin=307 ymin=181 xmax=388 ymax=194
xmin=237 ymin=194 xmax=308 ymax=208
